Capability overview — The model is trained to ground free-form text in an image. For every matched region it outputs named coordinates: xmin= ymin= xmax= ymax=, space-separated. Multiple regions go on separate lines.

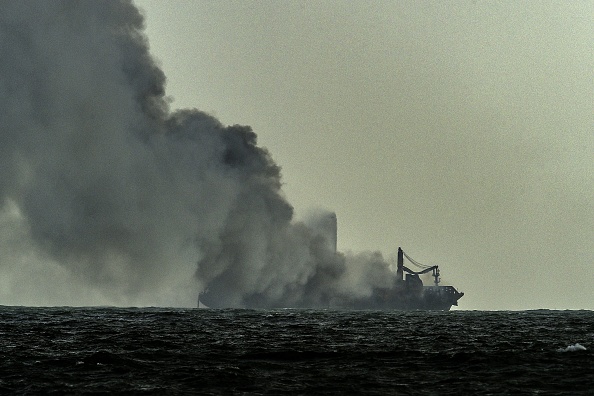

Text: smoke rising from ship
xmin=0 ymin=0 xmax=397 ymax=307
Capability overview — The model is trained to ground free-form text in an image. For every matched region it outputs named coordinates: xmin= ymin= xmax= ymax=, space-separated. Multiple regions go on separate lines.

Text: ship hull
xmin=198 ymin=285 xmax=463 ymax=311
xmin=329 ymin=285 xmax=464 ymax=311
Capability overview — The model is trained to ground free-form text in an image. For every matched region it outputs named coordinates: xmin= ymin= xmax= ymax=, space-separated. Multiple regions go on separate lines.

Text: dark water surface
xmin=0 ymin=307 xmax=592 ymax=394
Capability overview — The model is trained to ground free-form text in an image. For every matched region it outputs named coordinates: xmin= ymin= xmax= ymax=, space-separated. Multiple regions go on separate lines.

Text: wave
xmin=557 ymin=343 xmax=587 ymax=353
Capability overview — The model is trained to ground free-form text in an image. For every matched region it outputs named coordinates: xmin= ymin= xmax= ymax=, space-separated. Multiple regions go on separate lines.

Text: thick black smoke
xmin=0 ymin=0 xmax=395 ymax=307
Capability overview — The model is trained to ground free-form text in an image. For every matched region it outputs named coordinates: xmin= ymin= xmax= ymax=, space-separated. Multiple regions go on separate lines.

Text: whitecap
xmin=557 ymin=343 xmax=587 ymax=352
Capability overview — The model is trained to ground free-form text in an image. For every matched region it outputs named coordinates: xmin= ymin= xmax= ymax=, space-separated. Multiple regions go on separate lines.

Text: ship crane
xmin=397 ymin=247 xmax=441 ymax=286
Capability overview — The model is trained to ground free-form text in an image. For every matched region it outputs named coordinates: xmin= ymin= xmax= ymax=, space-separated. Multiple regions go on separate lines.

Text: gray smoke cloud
xmin=0 ymin=0 xmax=397 ymax=307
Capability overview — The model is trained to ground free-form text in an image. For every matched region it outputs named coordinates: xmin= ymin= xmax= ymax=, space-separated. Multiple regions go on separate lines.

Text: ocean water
xmin=0 ymin=308 xmax=592 ymax=395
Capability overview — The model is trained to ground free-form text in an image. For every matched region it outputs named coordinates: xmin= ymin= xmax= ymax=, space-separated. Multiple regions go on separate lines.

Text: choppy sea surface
xmin=0 ymin=307 xmax=592 ymax=395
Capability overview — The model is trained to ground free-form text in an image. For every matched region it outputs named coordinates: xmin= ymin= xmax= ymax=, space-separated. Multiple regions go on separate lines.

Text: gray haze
xmin=136 ymin=0 xmax=593 ymax=310
xmin=0 ymin=0 xmax=403 ymax=308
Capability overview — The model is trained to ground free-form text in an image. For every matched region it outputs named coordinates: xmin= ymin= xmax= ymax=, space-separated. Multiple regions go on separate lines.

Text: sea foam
xmin=557 ymin=343 xmax=587 ymax=353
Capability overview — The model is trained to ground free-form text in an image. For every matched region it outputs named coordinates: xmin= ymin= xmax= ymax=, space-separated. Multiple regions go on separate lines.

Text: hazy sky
xmin=134 ymin=0 xmax=593 ymax=310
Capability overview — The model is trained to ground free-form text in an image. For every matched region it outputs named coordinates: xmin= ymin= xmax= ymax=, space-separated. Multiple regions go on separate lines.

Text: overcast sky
xmin=133 ymin=0 xmax=593 ymax=310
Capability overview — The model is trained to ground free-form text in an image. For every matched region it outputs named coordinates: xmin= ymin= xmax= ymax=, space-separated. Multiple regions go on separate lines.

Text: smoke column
xmin=0 ymin=0 xmax=396 ymax=307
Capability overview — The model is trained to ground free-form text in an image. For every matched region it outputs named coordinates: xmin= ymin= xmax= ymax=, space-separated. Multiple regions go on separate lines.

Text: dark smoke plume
xmin=0 ymin=0 xmax=395 ymax=307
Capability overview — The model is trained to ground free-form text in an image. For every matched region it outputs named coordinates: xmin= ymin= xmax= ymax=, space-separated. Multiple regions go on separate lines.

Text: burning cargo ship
xmin=198 ymin=245 xmax=464 ymax=311
xmin=198 ymin=213 xmax=463 ymax=310
xmin=343 ymin=247 xmax=464 ymax=310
